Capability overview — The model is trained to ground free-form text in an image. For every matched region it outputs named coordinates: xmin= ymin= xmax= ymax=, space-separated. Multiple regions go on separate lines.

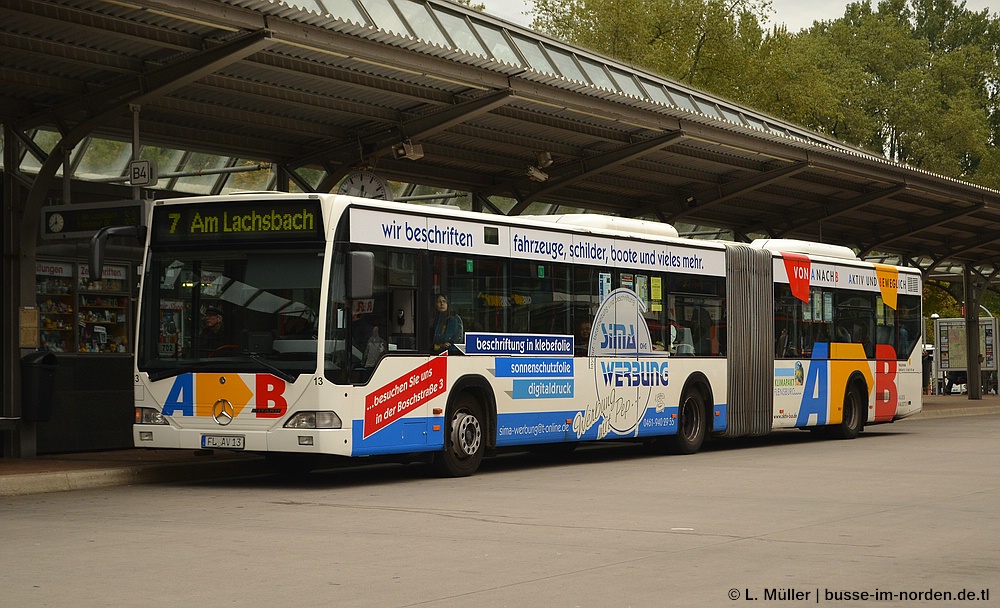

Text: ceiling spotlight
xmin=526 ymin=165 xmax=549 ymax=182
xmin=535 ymin=151 xmax=553 ymax=168
xmin=392 ymin=140 xmax=424 ymax=161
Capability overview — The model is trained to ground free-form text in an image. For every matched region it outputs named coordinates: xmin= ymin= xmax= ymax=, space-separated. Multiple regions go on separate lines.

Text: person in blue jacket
xmin=431 ymin=294 xmax=464 ymax=355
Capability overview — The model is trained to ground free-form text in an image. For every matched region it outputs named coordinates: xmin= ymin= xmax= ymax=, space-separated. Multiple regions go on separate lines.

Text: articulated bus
xmin=94 ymin=192 xmax=922 ymax=476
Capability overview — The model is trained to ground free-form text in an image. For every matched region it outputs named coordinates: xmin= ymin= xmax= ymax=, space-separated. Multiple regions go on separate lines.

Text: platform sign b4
xmin=129 ymin=160 xmax=157 ymax=187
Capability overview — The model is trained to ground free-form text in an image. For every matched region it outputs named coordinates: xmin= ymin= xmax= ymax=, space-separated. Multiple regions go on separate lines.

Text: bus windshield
xmin=138 ymin=245 xmax=325 ymax=380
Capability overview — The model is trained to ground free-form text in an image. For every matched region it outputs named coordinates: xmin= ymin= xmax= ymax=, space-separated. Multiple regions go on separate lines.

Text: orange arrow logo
xmin=195 ymin=374 xmax=253 ymax=417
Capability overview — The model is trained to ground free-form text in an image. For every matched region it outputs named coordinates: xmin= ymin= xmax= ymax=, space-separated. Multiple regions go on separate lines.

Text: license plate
xmin=201 ymin=435 xmax=245 ymax=450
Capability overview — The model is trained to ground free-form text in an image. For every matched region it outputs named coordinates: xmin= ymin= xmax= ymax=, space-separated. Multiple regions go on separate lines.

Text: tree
xmin=531 ymin=0 xmax=774 ymax=99
xmin=530 ymin=0 xmax=1000 ymax=186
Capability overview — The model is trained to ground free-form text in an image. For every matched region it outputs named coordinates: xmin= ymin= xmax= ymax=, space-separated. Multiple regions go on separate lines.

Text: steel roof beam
xmin=502 ymin=130 xmax=689 ymax=215
xmin=857 ymin=203 xmax=987 ymax=257
xmin=298 ymin=89 xmax=513 ymax=170
xmin=16 ymin=28 xmax=275 ymax=132
xmin=667 ymin=161 xmax=810 ymax=222
xmin=307 ymin=89 xmax=515 ymax=191
xmin=755 ymin=184 xmax=907 ymax=238
xmin=938 ymin=230 xmax=1000 ymax=260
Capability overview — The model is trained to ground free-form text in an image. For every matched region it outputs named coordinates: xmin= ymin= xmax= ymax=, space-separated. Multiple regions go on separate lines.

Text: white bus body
xmin=122 ymin=193 xmax=922 ymax=476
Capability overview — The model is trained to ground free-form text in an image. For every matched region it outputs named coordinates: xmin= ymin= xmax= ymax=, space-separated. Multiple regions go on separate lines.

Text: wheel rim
xmin=681 ymin=396 xmax=702 ymax=441
xmin=451 ymin=411 xmax=482 ymax=459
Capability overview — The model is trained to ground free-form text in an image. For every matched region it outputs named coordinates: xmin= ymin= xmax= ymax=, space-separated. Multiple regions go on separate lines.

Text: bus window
xmin=896 ymin=295 xmax=921 ymax=358
xmin=669 ymin=275 xmax=725 ymax=356
xmin=435 ymin=253 xmax=505 ymax=337
xmin=836 ymin=293 xmax=876 ymax=358
xmin=510 ymin=260 xmax=573 ymax=335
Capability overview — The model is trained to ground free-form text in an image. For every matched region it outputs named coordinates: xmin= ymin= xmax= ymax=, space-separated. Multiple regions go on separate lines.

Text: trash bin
xmin=21 ymin=351 xmax=58 ymax=422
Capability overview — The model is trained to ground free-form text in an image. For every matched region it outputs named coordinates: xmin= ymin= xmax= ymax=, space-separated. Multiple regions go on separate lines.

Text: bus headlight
xmin=284 ymin=411 xmax=342 ymax=429
xmin=135 ymin=407 xmax=168 ymax=425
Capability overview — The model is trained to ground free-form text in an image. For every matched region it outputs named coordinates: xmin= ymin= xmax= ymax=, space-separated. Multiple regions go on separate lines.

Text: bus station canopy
xmin=4 ymin=0 xmax=1000 ymax=277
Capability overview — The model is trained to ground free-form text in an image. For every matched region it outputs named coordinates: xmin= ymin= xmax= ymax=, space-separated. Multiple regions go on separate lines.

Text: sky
xmin=480 ymin=0 xmax=997 ymax=33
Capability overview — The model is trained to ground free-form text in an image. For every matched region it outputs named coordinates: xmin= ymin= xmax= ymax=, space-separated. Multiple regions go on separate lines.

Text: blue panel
xmin=511 ymin=379 xmax=574 ymax=399
xmin=495 ymin=357 xmax=573 ymax=377
xmin=352 ymin=417 xmax=438 ymax=456
xmin=496 ymin=411 xmax=575 ymax=446
xmin=635 ymin=407 xmax=680 ymax=437
xmin=466 ymin=332 xmax=573 ymax=356
xmin=713 ymin=403 xmax=728 ymax=432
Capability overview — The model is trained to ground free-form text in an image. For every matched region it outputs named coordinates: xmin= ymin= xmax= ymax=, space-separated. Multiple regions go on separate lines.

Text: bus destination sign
xmin=152 ymin=200 xmax=324 ymax=244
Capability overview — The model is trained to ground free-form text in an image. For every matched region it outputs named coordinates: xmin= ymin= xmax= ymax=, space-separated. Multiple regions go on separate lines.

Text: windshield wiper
xmin=249 ymin=354 xmax=296 ymax=383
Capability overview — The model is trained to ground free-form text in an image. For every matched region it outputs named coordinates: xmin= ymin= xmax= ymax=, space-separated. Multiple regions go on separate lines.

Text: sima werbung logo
xmin=573 ymin=288 xmax=668 ymax=440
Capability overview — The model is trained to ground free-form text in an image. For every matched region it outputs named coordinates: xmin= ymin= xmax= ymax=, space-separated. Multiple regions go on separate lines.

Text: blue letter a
xmin=161 ymin=375 xmax=194 ymax=416
xmin=796 ymin=343 xmax=829 ymax=426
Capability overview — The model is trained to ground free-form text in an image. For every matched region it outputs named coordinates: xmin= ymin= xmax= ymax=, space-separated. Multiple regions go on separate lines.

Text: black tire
xmin=829 ymin=382 xmax=864 ymax=439
xmin=668 ymin=389 xmax=707 ymax=454
xmin=432 ymin=393 xmax=486 ymax=477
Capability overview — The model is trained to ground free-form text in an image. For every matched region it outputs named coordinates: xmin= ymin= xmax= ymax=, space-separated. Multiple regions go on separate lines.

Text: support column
xmin=3 ymin=125 xmax=33 ymax=457
xmin=964 ymin=265 xmax=982 ymax=400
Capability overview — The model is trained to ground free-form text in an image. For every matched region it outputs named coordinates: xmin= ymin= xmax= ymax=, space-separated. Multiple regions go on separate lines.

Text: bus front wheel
xmin=432 ymin=394 xmax=485 ymax=477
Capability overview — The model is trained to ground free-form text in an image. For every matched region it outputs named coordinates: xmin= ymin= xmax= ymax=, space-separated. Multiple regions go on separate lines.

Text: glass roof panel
xmin=718 ymin=107 xmax=744 ymax=125
xmin=766 ymin=123 xmax=792 ymax=137
xmin=432 ymin=9 xmax=488 ymax=57
xmin=608 ymin=67 xmax=645 ymax=98
xmin=362 ymin=0 xmax=410 ymax=36
xmin=474 ymin=26 xmax=522 ymax=65
xmin=288 ymin=167 xmax=326 ymax=193
xmin=171 ymin=153 xmax=228 ymax=194
xmin=669 ymin=90 xmax=699 ymax=113
xmin=693 ymin=98 xmax=723 ymax=119
xmin=744 ymin=115 xmax=768 ymax=131
xmin=141 ymin=146 xmax=185 ymax=175
xmin=546 ymin=48 xmax=588 ymax=83
xmin=221 ymin=161 xmax=276 ymax=194
xmin=578 ymin=58 xmax=618 ymax=91
xmin=510 ymin=34 xmax=556 ymax=72
xmin=394 ymin=0 xmax=450 ymax=47
xmin=20 ymin=129 xmax=61 ymax=175
xmin=75 ymin=138 xmax=132 ymax=181
xmin=639 ymin=79 xmax=673 ymax=106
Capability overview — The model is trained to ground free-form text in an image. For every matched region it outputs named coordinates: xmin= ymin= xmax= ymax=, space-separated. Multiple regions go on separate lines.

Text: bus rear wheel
xmin=669 ymin=389 xmax=707 ymax=454
xmin=829 ymin=383 xmax=864 ymax=439
xmin=432 ymin=394 xmax=485 ymax=477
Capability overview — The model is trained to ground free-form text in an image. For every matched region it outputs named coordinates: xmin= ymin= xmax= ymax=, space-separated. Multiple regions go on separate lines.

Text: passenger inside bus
xmin=576 ymin=320 xmax=592 ymax=355
xmin=690 ymin=307 xmax=713 ymax=355
xmin=351 ymin=310 xmax=373 ymax=352
xmin=282 ymin=310 xmax=316 ymax=339
xmin=431 ymin=294 xmax=464 ymax=355
xmin=198 ymin=305 xmax=231 ymax=354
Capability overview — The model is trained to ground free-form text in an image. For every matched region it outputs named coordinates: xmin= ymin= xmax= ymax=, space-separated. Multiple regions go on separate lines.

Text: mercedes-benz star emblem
xmin=212 ymin=399 xmax=235 ymax=426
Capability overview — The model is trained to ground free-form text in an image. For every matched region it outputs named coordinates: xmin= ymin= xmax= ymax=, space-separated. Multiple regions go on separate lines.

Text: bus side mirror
xmin=349 ymin=251 xmax=374 ymax=300
xmin=89 ymin=225 xmax=146 ymax=284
